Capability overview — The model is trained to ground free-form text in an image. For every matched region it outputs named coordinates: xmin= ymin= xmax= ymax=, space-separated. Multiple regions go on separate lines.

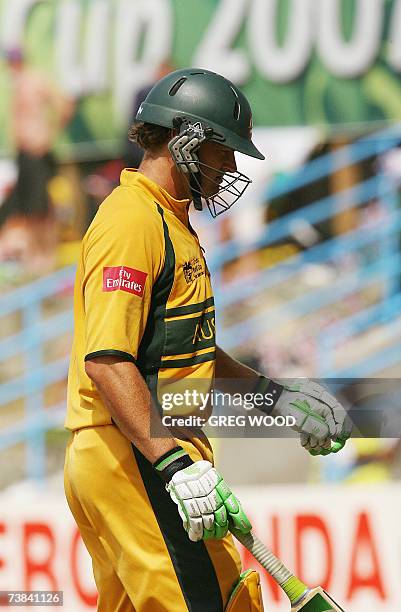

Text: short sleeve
xmin=83 ymin=205 xmax=164 ymax=362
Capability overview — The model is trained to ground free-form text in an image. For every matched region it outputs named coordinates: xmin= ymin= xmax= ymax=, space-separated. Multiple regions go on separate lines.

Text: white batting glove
xmin=153 ymin=447 xmax=251 ymax=542
xmin=276 ymin=379 xmax=352 ymax=454
xmin=259 ymin=378 xmax=352 ymax=455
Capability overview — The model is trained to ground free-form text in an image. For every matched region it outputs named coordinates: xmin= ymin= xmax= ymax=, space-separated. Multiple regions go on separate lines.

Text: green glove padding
xmin=167 ymin=460 xmax=252 ymax=542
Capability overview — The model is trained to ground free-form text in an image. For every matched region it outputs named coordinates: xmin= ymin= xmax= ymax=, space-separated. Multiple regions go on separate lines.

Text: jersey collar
xmin=120 ymin=169 xmax=190 ymax=226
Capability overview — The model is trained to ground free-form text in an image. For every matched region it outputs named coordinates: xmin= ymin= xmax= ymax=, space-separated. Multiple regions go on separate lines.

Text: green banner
xmin=1 ymin=0 xmax=401 ymax=158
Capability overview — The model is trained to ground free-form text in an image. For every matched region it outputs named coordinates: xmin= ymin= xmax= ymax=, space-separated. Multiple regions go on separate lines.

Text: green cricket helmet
xmin=135 ymin=68 xmax=265 ymax=217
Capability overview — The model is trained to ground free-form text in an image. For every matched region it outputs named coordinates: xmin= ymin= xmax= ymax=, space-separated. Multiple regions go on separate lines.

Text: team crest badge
xmin=182 ymin=258 xmax=205 ymax=284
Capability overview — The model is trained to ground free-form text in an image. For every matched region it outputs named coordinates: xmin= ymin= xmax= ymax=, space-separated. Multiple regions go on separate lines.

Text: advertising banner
xmin=0 ymin=482 xmax=400 ymax=611
xmin=237 ymin=484 xmax=401 ymax=612
xmin=1 ymin=1 xmax=401 ymax=157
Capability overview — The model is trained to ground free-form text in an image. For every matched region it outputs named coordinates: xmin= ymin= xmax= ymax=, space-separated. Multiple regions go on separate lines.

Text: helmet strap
xmin=189 ymin=173 xmax=203 ymax=211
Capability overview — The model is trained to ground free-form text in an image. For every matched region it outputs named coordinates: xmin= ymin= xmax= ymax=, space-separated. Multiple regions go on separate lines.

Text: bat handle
xmin=233 ymin=530 xmax=309 ymax=605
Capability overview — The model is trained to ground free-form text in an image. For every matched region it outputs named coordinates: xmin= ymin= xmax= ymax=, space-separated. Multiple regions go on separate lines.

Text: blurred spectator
xmin=83 ymin=159 xmax=125 ymax=226
xmin=0 ymin=49 xmax=74 ymax=271
xmin=266 ymin=139 xmax=377 ymax=248
xmin=79 ymin=61 xmax=175 ymax=229
xmin=315 ymin=438 xmax=401 ymax=483
xmin=124 ymin=60 xmax=174 ymax=168
xmin=313 ymin=386 xmax=401 ymax=482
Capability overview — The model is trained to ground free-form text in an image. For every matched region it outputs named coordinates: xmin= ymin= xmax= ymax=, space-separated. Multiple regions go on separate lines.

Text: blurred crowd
xmin=0 ymin=49 xmax=74 ymax=273
xmin=1 ymin=51 xmax=401 ymax=486
xmin=0 ymin=57 xmax=174 ymax=278
xmin=0 ymin=52 xmax=394 ymax=292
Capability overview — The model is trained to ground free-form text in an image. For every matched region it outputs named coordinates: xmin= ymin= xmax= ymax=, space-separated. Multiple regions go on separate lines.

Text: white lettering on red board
xmin=0 ymin=508 xmax=392 ymax=609
xmin=239 ymin=511 xmax=387 ymax=605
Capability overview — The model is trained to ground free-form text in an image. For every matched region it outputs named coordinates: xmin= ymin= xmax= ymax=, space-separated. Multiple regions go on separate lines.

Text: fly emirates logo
xmin=103 ymin=266 xmax=148 ymax=297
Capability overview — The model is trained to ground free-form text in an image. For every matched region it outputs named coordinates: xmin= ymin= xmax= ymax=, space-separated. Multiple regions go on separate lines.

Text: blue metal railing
xmin=214 ymin=125 xmax=401 ymax=376
xmin=0 ymin=265 xmax=75 ymax=316
xmin=0 ymin=266 xmax=75 ymax=481
xmin=218 ymin=250 xmax=401 ymax=351
xmin=209 ymin=124 xmax=401 ymax=267
xmin=2 ymin=126 xmax=401 ymax=481
xmin=216 ymin=207 xmax=401 ymax=309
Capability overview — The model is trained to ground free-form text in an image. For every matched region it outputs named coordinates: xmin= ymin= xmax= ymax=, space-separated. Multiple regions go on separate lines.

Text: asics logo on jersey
xmin=103 ymin=266 xmax=148 ymax=297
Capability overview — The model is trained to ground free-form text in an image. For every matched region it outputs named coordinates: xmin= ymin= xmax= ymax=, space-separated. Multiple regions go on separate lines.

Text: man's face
xmin=198 ymin=141 xmax=237 ymax=198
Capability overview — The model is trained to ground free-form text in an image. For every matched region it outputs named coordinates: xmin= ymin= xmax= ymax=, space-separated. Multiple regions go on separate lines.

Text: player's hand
xmin=272 ymin=379 xmax=352 ymax=456
xmin=153 ymin=447 xmax=251 ymax=542
xmin=167 ymin=460 xmax=251 ymax=541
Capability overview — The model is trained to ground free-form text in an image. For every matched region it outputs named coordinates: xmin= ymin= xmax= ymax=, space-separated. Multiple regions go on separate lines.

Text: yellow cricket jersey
xmin=66 ymin=170 xmax=216 ymax=430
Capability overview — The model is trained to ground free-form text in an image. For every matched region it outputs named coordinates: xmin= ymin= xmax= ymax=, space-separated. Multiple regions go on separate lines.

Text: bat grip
xmin=233 ymin=531 xmax=292 ymax=585
xmin=233 ymin=531 xmax=309 ymax=605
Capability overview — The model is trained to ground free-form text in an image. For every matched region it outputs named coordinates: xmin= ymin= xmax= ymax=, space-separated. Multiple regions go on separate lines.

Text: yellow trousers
xmin=64 ymin=425 xmax=243 ymax=611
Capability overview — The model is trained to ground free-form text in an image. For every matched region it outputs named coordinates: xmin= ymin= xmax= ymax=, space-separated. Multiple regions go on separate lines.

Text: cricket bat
xmin=234 ymin=531 xmax=345 ymax=611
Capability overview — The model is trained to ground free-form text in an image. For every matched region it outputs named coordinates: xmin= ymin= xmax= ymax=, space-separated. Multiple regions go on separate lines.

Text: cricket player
xmin=65 ymin=69 xmax=351 ymax=611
